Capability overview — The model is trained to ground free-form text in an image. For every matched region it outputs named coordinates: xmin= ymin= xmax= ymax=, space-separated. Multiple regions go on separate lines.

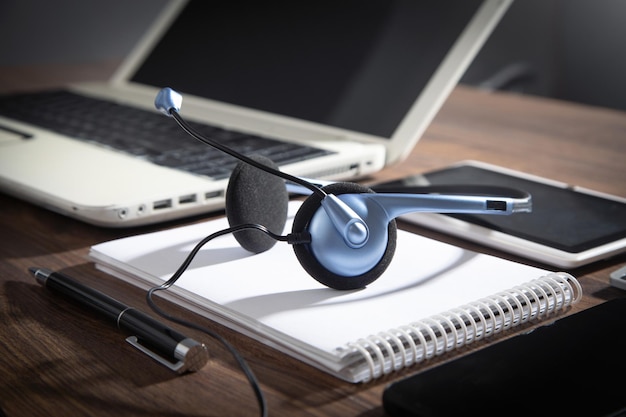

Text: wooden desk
xmin=1 ymin=68 xmax=625 ymax=416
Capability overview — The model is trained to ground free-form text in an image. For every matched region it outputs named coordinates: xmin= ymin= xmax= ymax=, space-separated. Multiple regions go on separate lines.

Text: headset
xmin=154 ymin=87 xmax=531 ymax=291
xmin=149 ymin=87 xmax=531 ymax=416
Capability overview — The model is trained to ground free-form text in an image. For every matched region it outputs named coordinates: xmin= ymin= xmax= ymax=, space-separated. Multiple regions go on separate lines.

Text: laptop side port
xmin=178 ymin=194 xmax=197 ymax=204
xmin=153 ymin=199 xmax=173 ymax=210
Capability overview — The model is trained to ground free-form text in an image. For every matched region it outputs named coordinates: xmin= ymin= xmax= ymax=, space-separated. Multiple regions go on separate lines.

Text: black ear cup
xmin=226 ymin=155 xmax=289 ymax=253
xmin=291 ymin=182 xmax=397 ymax=290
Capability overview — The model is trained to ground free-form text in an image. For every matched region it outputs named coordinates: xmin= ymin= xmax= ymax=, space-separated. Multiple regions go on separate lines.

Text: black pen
xmin=29 ymin=267 xmax=209 ymax=374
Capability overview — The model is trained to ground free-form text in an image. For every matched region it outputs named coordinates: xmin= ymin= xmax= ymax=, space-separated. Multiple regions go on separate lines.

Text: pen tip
xmin=28 ymin=267 xmax=51 ymax=285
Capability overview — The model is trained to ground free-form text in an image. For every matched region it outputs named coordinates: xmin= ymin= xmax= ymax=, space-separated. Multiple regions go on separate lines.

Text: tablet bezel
xmin=378 ymin=160 xmax=626 ymax=269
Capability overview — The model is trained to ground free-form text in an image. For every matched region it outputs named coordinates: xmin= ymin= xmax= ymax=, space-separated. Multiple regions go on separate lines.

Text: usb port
xmin=178 ymin=194 xmax=197 ymax=204
xmin=153 ymin=199 xmax=172 ymax=210
xmin=205 ymin=190 xmax=223 ymax=200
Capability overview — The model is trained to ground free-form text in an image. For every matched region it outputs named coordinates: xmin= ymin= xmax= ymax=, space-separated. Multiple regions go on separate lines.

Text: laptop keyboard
xmin=0 ymin=90 xmax=333 ymax=179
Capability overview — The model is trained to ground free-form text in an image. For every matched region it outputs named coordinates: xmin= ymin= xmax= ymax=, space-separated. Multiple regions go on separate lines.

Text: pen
xmin=29 ymin=267 xmax=209 ymax=374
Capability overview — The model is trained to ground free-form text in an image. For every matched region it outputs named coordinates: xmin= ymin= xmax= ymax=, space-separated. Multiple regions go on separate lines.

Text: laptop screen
xmin=131 ymin=0 xmax=482 ymax=138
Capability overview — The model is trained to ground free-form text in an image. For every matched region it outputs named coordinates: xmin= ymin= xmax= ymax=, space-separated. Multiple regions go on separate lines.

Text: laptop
xmin=0 ymin=0 xmax=512 ymax=227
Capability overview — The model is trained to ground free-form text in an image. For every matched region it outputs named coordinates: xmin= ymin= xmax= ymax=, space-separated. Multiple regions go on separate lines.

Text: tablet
xmin=372 ymin=160 xmax=626 ymax=268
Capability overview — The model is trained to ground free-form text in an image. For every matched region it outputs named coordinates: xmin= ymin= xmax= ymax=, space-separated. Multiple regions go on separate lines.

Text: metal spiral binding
xmin=347 ymin=272 xmax=582 ymax=382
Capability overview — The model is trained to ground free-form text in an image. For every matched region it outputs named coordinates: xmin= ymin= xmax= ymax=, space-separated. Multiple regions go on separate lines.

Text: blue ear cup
xmin=292 ymin=182 xmax=397 ymax=290
xmin=226 ymin=155 xmax=289 ymax=253
xmin=226 ymin=161 xmax=396 ymax=289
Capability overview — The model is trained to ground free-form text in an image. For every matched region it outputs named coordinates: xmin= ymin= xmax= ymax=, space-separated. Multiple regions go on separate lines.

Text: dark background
xmin=1 ymin=0 xmax=625 ymax=112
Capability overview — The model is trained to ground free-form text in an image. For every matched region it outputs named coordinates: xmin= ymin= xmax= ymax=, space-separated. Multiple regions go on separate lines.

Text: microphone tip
xmin=155 ymin=87 xmax=182 ymax=116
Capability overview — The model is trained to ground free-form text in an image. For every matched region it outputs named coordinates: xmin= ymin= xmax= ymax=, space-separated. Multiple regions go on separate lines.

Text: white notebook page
xmin=90 ymin=202 xmax=553 ymax=356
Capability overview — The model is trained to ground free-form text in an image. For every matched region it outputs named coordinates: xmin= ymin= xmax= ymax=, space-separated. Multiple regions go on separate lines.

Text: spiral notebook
xmin=89 ymin=201 xmax=582 ymax=383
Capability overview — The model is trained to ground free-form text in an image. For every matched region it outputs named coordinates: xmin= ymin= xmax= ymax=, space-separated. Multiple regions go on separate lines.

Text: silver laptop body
xmin=0 ymin=0 xmax=511 ymax=227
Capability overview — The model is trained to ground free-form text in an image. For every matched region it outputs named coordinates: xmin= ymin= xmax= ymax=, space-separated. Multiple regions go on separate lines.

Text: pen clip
xmin=125 ymin=336 xmax=186 ymax=373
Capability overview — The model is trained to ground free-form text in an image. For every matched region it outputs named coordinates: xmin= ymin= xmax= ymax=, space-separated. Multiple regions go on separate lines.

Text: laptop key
xmin=0 ymin=90 xmax=334 ymax=179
